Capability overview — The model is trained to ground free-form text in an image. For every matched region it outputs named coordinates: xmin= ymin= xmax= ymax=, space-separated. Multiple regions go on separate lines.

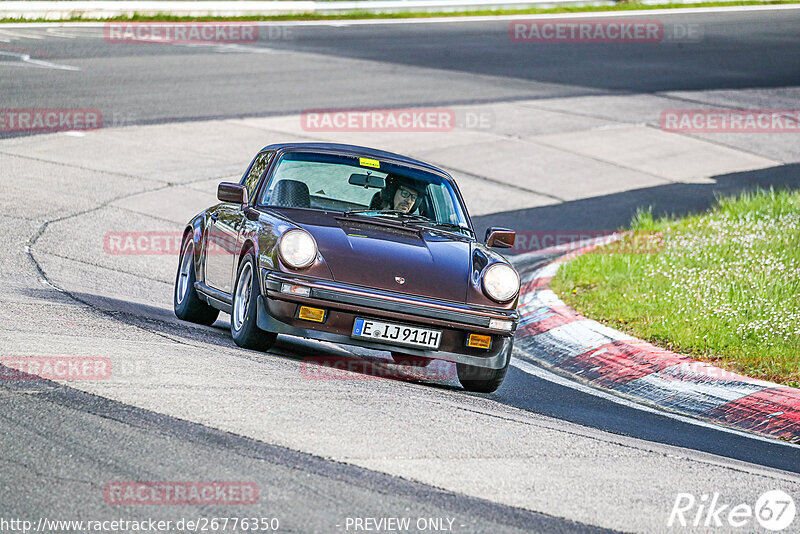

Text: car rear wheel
xmin=391 ymin=352 xmax=432 ymax=367
xmin=231 ymin=252 xmax=277 ymax=351
xmin=456 ymin=344 xmax=511 ymax=393
xmin=174 ymin=237 xmax=219 ymax=326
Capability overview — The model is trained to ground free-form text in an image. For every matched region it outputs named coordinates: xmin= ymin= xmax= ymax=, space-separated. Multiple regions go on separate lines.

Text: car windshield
xmin=259 ymin=151 xmax=471 ymax=233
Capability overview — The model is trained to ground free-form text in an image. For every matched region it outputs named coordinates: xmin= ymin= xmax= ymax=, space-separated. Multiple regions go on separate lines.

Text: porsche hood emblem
xmin=394 ymin=276 xmax=406 ymax=285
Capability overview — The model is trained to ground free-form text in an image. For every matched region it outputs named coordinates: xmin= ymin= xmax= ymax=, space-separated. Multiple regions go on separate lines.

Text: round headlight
xmin=279 ymin=229 xmax=317 ymax=269
xmin=482 ymin=263 xmax=520 ymax=303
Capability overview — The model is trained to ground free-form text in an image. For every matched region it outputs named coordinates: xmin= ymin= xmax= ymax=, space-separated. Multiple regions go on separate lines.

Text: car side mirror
xmin=217 ymin=182 xmax=248 ymax=204
xmin=485 ymin=227 xmax=515 ymax=249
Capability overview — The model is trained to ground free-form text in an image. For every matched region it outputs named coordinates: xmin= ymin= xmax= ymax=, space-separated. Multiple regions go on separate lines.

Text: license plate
xmin=352 ymin=317 xmax=442 ymax=350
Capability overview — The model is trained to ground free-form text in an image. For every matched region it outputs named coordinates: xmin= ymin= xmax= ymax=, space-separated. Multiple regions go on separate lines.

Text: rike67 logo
xmin=668 ymin=490 xmax=796 ymax=531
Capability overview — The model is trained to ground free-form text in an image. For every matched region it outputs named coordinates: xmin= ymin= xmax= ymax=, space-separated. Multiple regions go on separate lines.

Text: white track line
xmin=174 ymin=42 xmax=277 ymax=54
xmin=0 ymin=50 xmax=79 ymax=70
xmin=45 ymin=27 xmax=78 ymax=38
xmin=0 ymin=4 xmax=799 ymax=29
xmin=510 ymin=356 xmax=800 ymax=449
xmin=0 ymin=29 xmax=45 ymax=39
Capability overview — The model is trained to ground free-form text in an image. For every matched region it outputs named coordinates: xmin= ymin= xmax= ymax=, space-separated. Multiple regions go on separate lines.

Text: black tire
xmin=457 ymin=342 xmax=512 ymax=393
xmin=174 ymin=236 xmax=219 ymax=326
xmin=391 ymin=352 xmax=433 ymax=367
xmin=231 ymin=252 xmax=277 ymax=351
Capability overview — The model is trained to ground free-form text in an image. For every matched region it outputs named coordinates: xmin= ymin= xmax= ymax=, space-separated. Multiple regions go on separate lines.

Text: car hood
xmin=286 ymin=211 xmax=472 ymax=302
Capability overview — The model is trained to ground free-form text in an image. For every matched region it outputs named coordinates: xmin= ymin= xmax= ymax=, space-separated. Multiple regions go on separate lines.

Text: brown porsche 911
xmin=174 ymin=143 xmax=519 ymax=392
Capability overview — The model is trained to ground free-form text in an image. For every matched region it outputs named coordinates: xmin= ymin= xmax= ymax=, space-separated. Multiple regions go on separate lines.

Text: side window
xmin=430 ymin=185 xmax=458 ymax=223
xmin=241 ymin=151 xmax=273 ymax=201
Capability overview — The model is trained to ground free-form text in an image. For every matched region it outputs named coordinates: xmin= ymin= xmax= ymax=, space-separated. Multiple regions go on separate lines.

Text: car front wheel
xmin=456 ymin=343 xmax=512 ymax=393
xmin=174 ymin=237 xmax=219 ymax=326
xmin=231 ymin=252 xmax=277 ymax=351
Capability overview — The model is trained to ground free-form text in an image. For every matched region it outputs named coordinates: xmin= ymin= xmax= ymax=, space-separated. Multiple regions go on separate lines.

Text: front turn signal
xmin=467 ymin=334 xmax=492 ymax=349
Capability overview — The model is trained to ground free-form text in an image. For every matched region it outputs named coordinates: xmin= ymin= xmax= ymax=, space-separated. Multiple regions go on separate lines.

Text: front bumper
xmin=257 ymin=271 xmax=517 ymax=369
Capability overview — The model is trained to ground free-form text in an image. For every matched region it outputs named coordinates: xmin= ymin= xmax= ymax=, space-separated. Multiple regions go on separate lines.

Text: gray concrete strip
xmin=230 ymin=115 xmax=502 ymax=155
xmin=419 ymin=137 xmax=672 ymax=201
xmin=110 ymin=184 xmax=220 ymax=224
xmin=1 ymin=152 xmax=154 ymax=220
xmin=532 ymin=125 xmax=779 ymax=182
xmin=0 ymin=121 xmax=265 ymax=183
xmin=36 ymin=207 xmax=182 ymax=287
xmin=519 ymin=92 xmax=800 ymax=165
xmin=525 ymin=94 xmax=670 ymax=126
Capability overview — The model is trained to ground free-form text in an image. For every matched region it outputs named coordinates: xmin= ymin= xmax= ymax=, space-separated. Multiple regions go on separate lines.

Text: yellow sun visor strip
xmin=359 ymin=157 xmax=380 ymax=169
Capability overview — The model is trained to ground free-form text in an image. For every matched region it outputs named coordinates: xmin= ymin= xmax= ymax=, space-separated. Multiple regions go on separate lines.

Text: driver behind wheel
xmin=371 ymin=177 xmax=426 ymax=214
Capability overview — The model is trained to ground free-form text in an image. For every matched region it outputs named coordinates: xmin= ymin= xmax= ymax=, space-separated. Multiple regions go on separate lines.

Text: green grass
xmin=551 ymin=189 xmax=800 ymax=388
xmin=1 ymin=0 xmax=798 ymax=23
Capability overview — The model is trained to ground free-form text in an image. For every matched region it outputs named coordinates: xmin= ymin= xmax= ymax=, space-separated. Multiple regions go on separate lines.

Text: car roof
xmin=261 ymin=142 xmax=453 ymax=179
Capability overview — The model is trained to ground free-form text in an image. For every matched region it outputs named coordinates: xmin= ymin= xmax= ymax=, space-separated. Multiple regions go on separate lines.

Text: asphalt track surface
xmin=1 ymin=10 xmax=799 ymax=125
xmin=1 ymin=8 xmax=800 ymax=533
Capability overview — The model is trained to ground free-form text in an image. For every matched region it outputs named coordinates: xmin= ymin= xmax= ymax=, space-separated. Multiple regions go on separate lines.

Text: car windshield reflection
xmin=260 ymin=151 xmax=471 ymax=234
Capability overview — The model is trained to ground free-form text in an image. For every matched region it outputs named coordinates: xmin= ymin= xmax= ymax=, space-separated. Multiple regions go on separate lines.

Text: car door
xmin=205 ymin=151 xmax=274 ymax=294
xmin=204 ymin=203 xmax=243 ymax=293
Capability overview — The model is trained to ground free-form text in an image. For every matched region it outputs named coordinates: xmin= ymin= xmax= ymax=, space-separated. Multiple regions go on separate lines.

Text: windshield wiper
xmin=343 ymin=209 xmax=430 ymax=223
xmin=343 ymin=209 xmax=378 ymax=216
xmin=344 ymin=211 xmax=472 ymax=233
xmin=410 ymin=221 xmax=474 ymax=235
